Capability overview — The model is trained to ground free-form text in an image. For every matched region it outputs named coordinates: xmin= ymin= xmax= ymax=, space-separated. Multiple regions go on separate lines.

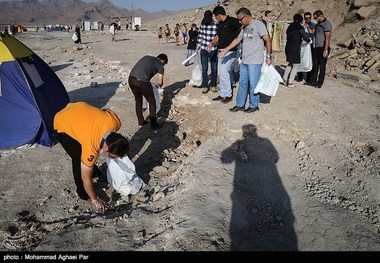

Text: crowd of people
xmin=158 ymin=22 xmax=190 ymax=46
xmin=52 ymin=6 xmax=332 ymax=214
xmin=157 ymin=6 xmax=331 ymax=112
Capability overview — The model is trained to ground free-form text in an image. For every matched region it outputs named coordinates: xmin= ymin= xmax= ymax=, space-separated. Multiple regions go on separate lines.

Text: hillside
xmin=144 ymin=0 xmax=380 ymax=82
xmin=0 ymin=0 xmax=177 ymax=26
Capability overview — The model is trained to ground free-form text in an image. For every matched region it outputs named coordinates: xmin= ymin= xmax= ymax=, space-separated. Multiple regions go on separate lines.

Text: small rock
xmin=295 ymin=141 xmax=306 ymax=150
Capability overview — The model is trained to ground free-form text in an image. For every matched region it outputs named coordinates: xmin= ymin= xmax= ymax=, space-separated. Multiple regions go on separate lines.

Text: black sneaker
xmin=139 ymin=120 xmax=149 ymax=126
xmin=229 ymin=106 xmax=245 ymax=112
xmin=304 ymin=82 xmax=316 ymax=87
xmin=221 ymin=96 xmax=233 ymax=103
xmin=244 ymin=107 xmax=259 ymax=113
xmin=212 ymin=95 xmax=224 ymax=101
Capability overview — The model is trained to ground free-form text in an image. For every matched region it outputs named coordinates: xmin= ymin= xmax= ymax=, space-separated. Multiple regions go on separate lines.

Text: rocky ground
xmin=0 ymin=16 xmax=380 ymax=252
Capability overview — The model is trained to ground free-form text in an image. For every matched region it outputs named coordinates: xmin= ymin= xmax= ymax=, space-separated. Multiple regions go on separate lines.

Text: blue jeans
xmin=236 ymin=63 xmax=262 ymax=109
xmin=200 ymin=49 xmax=218 ymax=88
xmin=218 ymin=51 xmax=236 ymax=97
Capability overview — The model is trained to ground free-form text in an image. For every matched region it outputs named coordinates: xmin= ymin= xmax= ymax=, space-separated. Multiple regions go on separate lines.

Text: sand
xmin=1 ymin=28 xmax=380 ymax=252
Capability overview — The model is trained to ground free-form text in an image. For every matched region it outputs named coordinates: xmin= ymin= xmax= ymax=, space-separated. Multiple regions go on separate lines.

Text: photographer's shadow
xmin=221 ymin=124 xmax=298 ymax=250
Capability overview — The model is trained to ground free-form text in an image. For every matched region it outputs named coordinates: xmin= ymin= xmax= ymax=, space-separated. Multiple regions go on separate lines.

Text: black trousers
xmin=128 ymin=76 xmax=157 ymax=125
xmin=54 ymin=131 xmax=89 ymax=200
xmin=309 ymin=46 xmax=330 ymax=87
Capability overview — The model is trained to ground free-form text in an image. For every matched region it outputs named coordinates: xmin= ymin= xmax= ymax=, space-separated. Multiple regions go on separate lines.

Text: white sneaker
xmin=287 ymin=83 xmax=296 ymax=88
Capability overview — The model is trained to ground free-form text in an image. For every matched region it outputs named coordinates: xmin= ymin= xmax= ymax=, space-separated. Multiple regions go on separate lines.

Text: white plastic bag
xmin=182 ymin=50 xmax=198 ymax=65
xmin=189 ymin=52 xmax=202 ymax=87
xmin=255 ymin=64 xmax=283 ymax=96
xmin=298 ymin=43 xmax=312 ymax=72
xmin=72 ymin=33 xmax=78 ymax=42
xmin=109 ymin=24 xmax=115 ymax=34
xmin=106 ymin=155 xmax=145 ymax=196
xmin=145 ymin=83 xmax=163 ymax=113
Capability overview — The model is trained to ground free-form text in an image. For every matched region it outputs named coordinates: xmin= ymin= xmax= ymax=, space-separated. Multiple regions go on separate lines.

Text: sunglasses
xmin=305 ymin=16 xmax=311 ymax=20
xmin=238 ymin=15 xmax=246 ymax=22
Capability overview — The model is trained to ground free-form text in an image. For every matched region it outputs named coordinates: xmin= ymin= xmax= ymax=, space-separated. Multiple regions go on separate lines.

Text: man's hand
xmin=266 ymin=56 xmax=273 ymax=66
xmin=218 ymin=49 xmax=227 ymax=58
xmin=207 ymin=44 xmax=213 ymax=52
xmin=90 ymin=197 xmax=105 ymax=214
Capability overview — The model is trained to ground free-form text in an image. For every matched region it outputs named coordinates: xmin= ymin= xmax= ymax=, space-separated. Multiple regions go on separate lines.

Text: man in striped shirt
xmin=196 ymin=10 xmax=219 ymax=94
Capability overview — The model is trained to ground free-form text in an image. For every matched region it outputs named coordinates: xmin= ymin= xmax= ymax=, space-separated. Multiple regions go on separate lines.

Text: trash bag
xmin=145 ymin=83 xmax=163 ymax=114
xmin=255 ymin=64 xmax=283 ymax=96
xmin=298 ymin=43 xmax=312 ymax=72
xmin=106 ymin=155 xmax=145 ymax=196
xmin=189 ymin=52 xmax=202 ymax=87
xmin=72 ymin=33 xmax=78 ymax=42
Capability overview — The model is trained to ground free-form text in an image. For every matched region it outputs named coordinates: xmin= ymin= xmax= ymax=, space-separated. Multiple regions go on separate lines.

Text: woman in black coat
xmin=283 ymin=14 xmax=311 ymax=87
xmin=184 ymin=23 xmax=198 ymax=66
xmin=74 ymin=24 xmax=81 ymax=44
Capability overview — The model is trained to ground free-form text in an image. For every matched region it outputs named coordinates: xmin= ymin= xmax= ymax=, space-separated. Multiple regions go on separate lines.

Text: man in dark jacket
xmin=184 ymin=23 xmax=198 ymax=66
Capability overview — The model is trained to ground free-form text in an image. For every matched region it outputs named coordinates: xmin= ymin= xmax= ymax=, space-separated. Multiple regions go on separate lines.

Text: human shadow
xmin=51 ymin=63 xmax=73 ymax=72
xmin=81 ymin=40 xmax=102 ymax=45
xmin=67 ymin=82 xmax=119 ymax=109
xmin=128 ymin=80 xmax=187 ymax=183
xmin=221 ymin=124 xmax=298 ymax=251
xmin=158 ymin=80 xmax=187 ymax=118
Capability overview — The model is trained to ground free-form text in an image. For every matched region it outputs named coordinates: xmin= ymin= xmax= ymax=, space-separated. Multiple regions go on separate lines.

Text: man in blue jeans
xmin=219 ymin=7 xmax=272 ymax=112
xmin=209 ymin=5 xmax=241 ymax=103
xmin=196 ymin=10 xmax=219 ymax=94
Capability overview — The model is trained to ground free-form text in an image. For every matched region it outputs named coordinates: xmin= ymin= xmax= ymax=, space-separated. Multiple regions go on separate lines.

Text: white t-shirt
xmin=238 ymin=19 xmax=268 ymax=64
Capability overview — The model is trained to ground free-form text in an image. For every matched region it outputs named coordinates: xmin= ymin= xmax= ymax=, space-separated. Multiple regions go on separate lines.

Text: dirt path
xmin=1 ymin=29 xmax=380 ymax=251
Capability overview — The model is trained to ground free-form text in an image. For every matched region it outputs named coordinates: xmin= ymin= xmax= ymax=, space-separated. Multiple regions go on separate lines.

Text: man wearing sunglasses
xmin=297 ymin=12 xmax=316 ymax=83
xmin=307 ymin=10 xmax=332 ymax=89
xmin=218 ymin=7 xmax=272 ymax=113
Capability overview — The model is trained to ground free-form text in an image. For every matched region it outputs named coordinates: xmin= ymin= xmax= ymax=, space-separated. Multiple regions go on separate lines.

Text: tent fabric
xmin=0 ymin=32 xmax=70 ymax=149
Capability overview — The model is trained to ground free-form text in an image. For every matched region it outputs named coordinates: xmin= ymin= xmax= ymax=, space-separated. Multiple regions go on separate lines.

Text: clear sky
xmin=89 ymin=0 xmax=216 ymax=12
xmin=0 ymin=0 xmax=217 ymax=12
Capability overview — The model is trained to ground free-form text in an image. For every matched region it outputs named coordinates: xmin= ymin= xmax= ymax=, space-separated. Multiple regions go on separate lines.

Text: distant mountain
xmin=0 ymin=0 xmax=177 ymax=25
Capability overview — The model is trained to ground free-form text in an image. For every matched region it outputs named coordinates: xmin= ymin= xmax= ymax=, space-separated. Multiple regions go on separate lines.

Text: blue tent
xmin=0 ymin=32 xmax=70 ymax=149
